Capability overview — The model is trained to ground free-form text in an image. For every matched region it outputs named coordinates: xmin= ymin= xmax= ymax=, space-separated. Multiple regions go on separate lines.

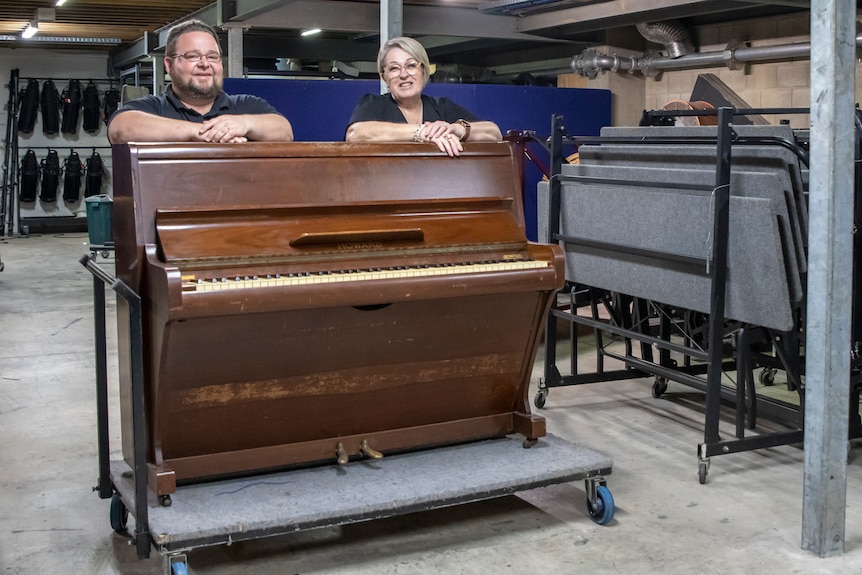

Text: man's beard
xmin=175 ymin=75 xmax=222 ymax=100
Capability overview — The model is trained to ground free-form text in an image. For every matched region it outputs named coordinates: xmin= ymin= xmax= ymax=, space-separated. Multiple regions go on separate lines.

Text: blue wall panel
xmin=224 ymin=78 xmax=610 ymax=240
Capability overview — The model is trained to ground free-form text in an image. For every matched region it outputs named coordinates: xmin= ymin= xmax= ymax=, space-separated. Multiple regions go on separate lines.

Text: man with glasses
xmin=108 ymin=19 xmax=293 ymax=144
xmin=345 ymin=36 xmax=501 ymax=157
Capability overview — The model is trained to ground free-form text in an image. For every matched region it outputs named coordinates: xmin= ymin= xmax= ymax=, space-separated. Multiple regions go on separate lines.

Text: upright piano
xmin=112 ymin=142 xmax=564 ymax=497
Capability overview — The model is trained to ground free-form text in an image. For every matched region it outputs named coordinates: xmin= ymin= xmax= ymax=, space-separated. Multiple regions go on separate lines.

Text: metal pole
xmin=704 ymin=107 xmax=733 ymax=447
xmin=1 ymin=68 xmax=16 ymax=236
xmin=802 ymin=0 xmax=854 ymax=557
xmin=543 ymin=115 xmax=565 ymax=393
xmin=226 ymin=25 xmax=244 ymax=79
xmin=379 ymin=0 xmax=403 ymax=94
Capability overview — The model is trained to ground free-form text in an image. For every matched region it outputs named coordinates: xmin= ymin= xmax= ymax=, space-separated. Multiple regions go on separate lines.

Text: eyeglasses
xmin=384 ymin=61 xmax=422 ymax=77
xmin=171 ymin=52 xmax=222 ymax=64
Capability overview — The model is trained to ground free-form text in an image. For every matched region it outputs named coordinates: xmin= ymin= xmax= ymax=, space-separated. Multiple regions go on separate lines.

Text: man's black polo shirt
xmin=110 ymin=84 xmax=280 ymax=124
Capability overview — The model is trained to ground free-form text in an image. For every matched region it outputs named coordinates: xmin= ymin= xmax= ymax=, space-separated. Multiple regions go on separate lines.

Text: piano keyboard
xmin=183 ymin=259 xmax=549 ymax=292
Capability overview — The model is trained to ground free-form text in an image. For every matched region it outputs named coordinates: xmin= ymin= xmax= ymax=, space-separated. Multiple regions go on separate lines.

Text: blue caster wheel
xmin=587 ymin=485 xmax=615 ymax=525
xmin=171 ymin=561 xmax=189 ymax=575
xmin=109 ymin=492 xmax=128 ymax=534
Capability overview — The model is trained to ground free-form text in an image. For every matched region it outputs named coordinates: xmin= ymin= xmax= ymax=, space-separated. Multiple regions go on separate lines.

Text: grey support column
xmin=152 ymin=57 xmax=165 ymax=97
xmin=380 ymin=0 xmax=403 ymax=94
xmin=225 ymin=25 xmax=245 ymax=79
xmin=802 ymin=0 xmax=855 ymax=558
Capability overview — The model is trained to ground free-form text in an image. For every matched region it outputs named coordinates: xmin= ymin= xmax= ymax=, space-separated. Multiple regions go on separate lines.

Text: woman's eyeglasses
xmin=385 ymin=61 xmax=422 ymax=77
xmin=171 ymin=52 xmax=222 ymax=64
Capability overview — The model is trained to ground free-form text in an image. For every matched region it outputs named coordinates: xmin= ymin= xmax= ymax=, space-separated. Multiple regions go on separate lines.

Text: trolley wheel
xmin=534 ymin=388 xmax=548 ymax=409
xmin=651 ymin=377 xmax=668 ymax=398
xmin=101 ymin=250 xmax=110 ymax=258
xmin=586 ymin=485 xmax=615 ymax=525
xmin=170 ymin=561 xmax=189 ymax=575
xmin=109 ymin=492 xmax=128 ymax=534
xmin=522 ymin=437 xmax=538 ymax=449
xmin=759 ymin=368 xmax=776 ymax=386
xmin=698 ymin=461 xmax=708 ymax=484
xmin=159 ymin=494 xmax=172 ymax=507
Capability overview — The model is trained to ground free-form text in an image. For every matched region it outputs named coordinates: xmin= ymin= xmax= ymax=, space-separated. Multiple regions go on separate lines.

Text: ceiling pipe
xmin=571 ymin=34 xmax=853 ymax=79
xmin=635 ymin=20 xmax=692 ymax=59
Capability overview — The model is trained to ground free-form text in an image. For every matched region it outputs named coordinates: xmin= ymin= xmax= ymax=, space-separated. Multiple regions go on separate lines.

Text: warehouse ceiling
xmin=0 ymin=1 xmax=814 ymax=81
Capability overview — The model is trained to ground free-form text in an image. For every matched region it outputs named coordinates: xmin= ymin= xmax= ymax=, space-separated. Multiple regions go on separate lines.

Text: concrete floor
xmin=2 ymin=232 xmax=862 ymax=574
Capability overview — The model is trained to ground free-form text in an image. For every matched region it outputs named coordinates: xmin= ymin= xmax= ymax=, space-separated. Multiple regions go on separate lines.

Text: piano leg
xmin=513 ymin=412 xmax=547 ymax=448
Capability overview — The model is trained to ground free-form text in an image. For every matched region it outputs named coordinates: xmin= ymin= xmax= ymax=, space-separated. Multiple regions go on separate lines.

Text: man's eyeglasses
xmin=385 ymin=61 xmax=422 ymax=77
xmin=171 ymin=52 xmax=222 ymax=64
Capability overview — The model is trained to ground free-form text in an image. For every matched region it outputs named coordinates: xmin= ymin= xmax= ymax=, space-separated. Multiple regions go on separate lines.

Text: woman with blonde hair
xmin=345 ymin=36 xmax=502 ymax=157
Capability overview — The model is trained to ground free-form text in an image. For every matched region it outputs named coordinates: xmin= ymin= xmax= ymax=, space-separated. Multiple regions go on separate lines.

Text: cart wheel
xmin=534 ymin=388 xmax=548 ymax=409
xmin=101 ymin=250 xmax=110 ymax=258
xmin=170 ymin=561 xmax=189 ymax=575
xmin=109 ymin=493 xmax=128 ymax=534
xmin=759 ymin=368 xmax=776 ymax=386
xmin=159 ymin=494 xmax=173 ymax=507
xmin=586 ymin=485 xmax=615 ymax=525
xmin=522 ymin=437 xmax=538 ymax=449
xmin=651 ymin=377 xmax=668 ymax=398
xmin=698 ymin=461 xmax=708 ymax=484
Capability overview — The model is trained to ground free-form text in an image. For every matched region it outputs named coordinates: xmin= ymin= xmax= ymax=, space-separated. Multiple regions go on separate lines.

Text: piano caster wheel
xmin=159 ymin=494 xmax=172 ymax=507
xmin=522 ymin=437 xmax=538 ymax=449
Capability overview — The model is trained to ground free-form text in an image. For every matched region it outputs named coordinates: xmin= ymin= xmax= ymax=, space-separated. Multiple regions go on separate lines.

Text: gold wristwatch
xmin=456 ymin=119 xmax=471 ymax=141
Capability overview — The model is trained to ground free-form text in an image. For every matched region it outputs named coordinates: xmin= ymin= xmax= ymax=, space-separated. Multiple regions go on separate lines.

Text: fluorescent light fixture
xmin=55 ymin=0 xmax=67 ymax=6
xmin=22 ymin=22 xmax=38 ymax=39
xmin=301 ymin=28 xmax=322 ymax=37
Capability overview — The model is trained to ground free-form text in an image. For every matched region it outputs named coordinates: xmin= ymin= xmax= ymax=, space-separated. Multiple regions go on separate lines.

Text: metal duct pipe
xmin=635 ymin=20 xmax=691 ymax=59
xmin=571 ymin=33 xmax=862 ymax=78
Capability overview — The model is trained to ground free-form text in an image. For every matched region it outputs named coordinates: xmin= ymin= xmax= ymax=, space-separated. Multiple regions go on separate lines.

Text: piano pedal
xmin=359 ymin=439 xmax=384 ymax=460
xmin=336 ymin=442 xmax=349 ymax=465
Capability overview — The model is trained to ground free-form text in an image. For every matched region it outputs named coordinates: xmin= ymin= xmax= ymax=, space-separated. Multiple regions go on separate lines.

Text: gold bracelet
xmin=413 ymin=124 xmax=425 ymax=142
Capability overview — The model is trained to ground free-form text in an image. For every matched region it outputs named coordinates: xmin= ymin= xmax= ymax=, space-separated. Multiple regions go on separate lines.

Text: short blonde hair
xmin=377 ymin=36 xmax=431 ymax=84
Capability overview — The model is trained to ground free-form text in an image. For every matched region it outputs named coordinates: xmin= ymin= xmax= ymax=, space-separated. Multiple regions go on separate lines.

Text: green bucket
xmin=84 ymin=194 xmax=113 ymax=246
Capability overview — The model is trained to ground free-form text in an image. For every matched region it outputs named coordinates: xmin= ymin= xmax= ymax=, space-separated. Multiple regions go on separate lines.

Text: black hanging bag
xmin=82 ymin=81 xmax=101 ymax=133
xmin=19 ymin=149 xmax=39 ymax=203
xmin=63 ymin=151 xmax=84 ymax=202
xmin=84 ymin=151 xmax=104 ymax=197
xmin=61 ymin=79 xmax=82 ymax=134
xmin=103 ymin=88 xmax=120 ymax=126
xmin=40 ymin=79 xmax=60 ymax=135
xmin=17 ymin=79 xmax=40 ymax=134
xmin=40 ymin=149 xmax=61 ymax=202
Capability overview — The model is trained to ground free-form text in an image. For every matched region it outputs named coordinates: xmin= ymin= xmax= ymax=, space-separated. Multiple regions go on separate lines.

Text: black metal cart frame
xmin=535 ymin=109 xmax=823 ymax=482
xmin=80 ymin=254 xmax=152 ymax=560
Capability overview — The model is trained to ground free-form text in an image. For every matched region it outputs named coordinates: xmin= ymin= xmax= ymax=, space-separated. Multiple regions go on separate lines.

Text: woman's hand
xmin=421 ymin=120 xmax=464 ymax=157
